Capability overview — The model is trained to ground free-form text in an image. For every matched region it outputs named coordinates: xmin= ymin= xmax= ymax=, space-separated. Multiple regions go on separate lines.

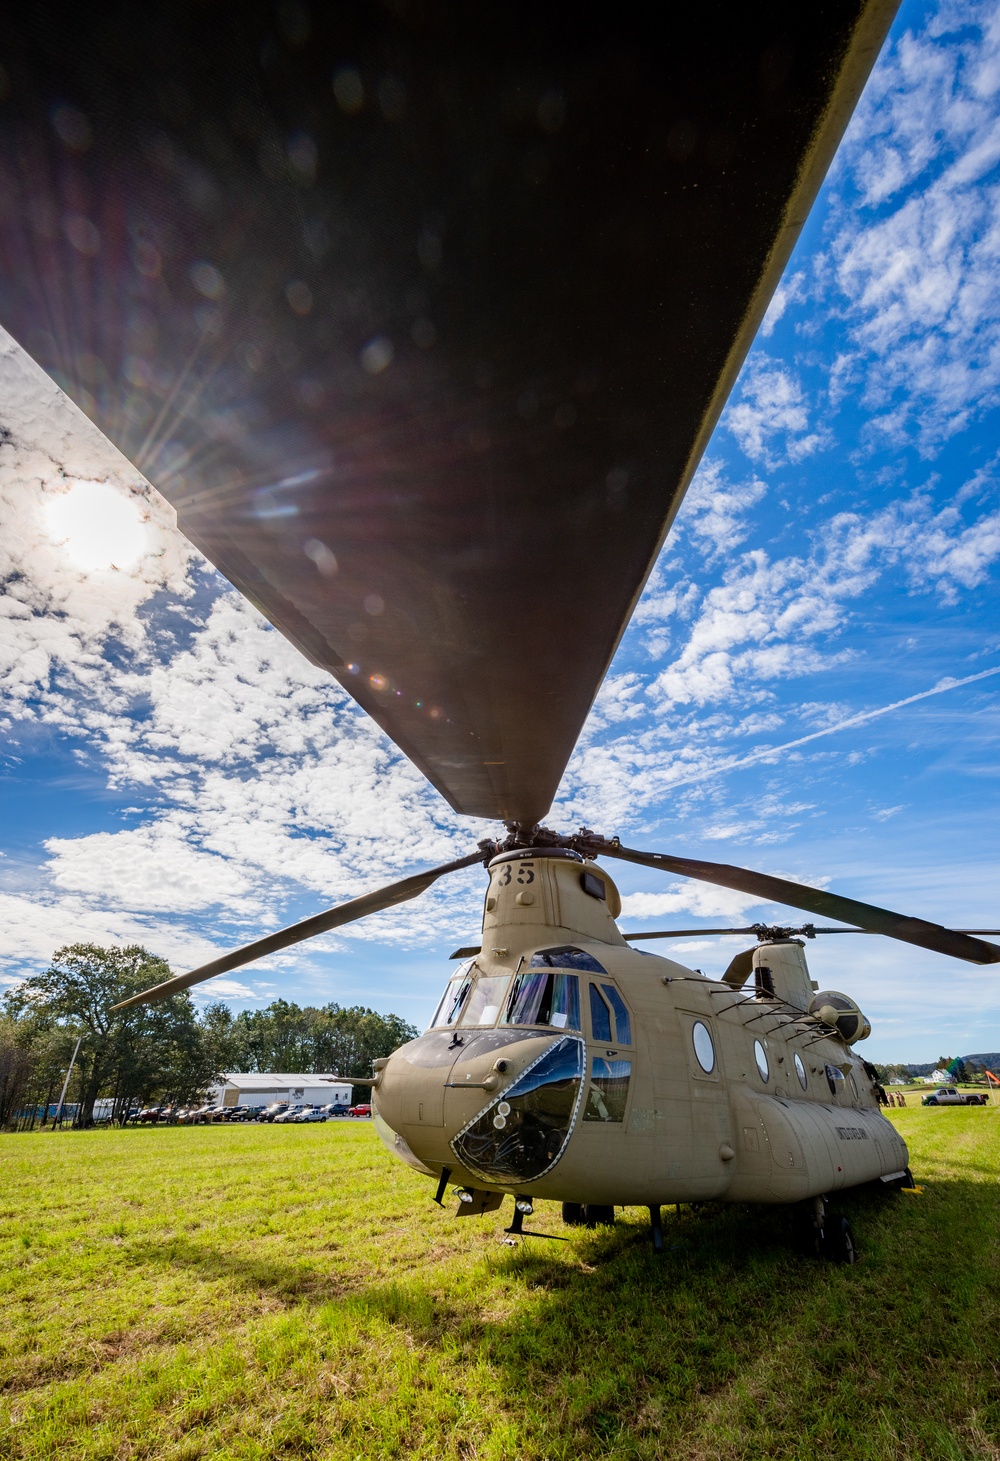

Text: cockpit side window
xmin=589 ymin=983 xmax=613 ymax=1043
xmin=602 ymin=984 xmax=632 ymax=1046
xmin=583 ymin=1057 xmax=632 ymax=1122
xmin=502 ymin=970 xmax=581 ymax=1031
xmin=588 ymin=981 xmax=632 ymax=1046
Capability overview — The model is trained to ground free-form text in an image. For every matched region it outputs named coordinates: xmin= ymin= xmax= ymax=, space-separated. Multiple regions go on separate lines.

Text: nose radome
xmin=374 ymin=1030 xmax=569 ymax=1182
xmin=449 ymin=1034 xmax=586 ymax=1187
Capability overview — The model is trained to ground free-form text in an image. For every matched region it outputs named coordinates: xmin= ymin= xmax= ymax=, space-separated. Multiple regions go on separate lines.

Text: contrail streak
xmin=667 ymin=664 xmax=1000 ymax=789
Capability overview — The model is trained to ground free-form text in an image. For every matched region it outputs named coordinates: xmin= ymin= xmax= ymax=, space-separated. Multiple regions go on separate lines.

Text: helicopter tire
xmin=582 ymin=1204 xmax=616 ymax=1228
xmin=823 ymin=1214 xmax=857 ymax=1264
xmin=562 ymin=1203 xmax=585 ymax=1226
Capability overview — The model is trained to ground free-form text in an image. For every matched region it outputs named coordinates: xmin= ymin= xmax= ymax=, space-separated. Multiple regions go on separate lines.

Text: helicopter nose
xmin=375 ymin=1032 xmax=586 ymax=1187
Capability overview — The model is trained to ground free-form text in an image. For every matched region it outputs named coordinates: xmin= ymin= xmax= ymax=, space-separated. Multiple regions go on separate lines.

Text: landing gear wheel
xmin=823 ymin=1214 xmax=857 ymax=1264
xmin=562 ymin=1202 xmax=585 ymax=1226
xmin=582 ymin=1204 xmax=615 ymax=1228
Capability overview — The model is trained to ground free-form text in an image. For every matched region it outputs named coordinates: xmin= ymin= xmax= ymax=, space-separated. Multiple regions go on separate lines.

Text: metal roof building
xmin=209 ymin=1074 xmax=354 ymax=1109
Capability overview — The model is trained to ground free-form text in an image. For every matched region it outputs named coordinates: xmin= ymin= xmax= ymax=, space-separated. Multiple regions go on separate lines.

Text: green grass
xmin=2 ymin=1108 xmax=998 ymax=1460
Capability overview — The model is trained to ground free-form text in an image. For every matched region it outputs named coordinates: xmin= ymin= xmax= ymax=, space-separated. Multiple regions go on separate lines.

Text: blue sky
xmin=1 ymin=0 xmax=998 ymax=1064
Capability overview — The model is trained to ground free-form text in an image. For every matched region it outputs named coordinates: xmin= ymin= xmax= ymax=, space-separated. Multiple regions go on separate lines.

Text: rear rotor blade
xmin=622 ymin=928 xmax=763 ymax=940
xmin=622 ymin=926 xmax=1000 ymax=939
xmin=603 ymin=846 xmax=1000 ymax=966
xmin=111 ymin=850 xmax=485 ymax=1010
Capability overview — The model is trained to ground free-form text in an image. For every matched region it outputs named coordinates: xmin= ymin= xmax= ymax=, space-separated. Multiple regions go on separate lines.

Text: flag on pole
xmin=986 ymin=1070 xmax=1000 ymax=1085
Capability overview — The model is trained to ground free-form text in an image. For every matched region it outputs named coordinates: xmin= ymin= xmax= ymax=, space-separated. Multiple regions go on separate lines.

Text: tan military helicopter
xmin=114 ymin=822 xmax=999 ymax=1260
xmin=3 ymin=0 xmax=998 ymax=1259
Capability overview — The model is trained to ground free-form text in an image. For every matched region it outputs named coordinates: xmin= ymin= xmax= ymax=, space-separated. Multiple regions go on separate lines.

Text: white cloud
xmin=646 ymin=464 xmax=1000 ymax=710
xmin=196 ymin=977 xmax=267 ymax=1002
xmin=830 ymin=4 xmax=1000 ymax=453
xmin=44 ymin=824 xmax=258 ymax=913
xmin=724 ymin=358 xmax=826 ymax=467
xmin=760 ymin=271 xmax=807 ymax=337
xmin=672 ymin=458 xmax=767 ymax=562
xmin=0 ymin=890 xmax=226 ymax=973
xmin=25 ymin=588 xmax=492 ymax=959
xmin=618 ymin=884 xmax=768 ymax=921
xmin=649 ymin=547 xmax=856 ymax=710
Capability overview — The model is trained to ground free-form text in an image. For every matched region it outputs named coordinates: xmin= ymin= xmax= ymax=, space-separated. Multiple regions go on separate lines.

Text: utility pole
xmin=53 ymin=1035 xmax=83 ymax=1128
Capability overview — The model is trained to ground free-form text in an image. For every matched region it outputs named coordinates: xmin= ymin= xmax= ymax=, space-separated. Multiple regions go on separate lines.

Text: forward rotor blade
xmin=0 ymin=3 xmax=898 ymax=826
xmin=603 ymin=846 xmax=1000 ymax=966
xmin=112 ymin=851 xmax=485 ymax=1011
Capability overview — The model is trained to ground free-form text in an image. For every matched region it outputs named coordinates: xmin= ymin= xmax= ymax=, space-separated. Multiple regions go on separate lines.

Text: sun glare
xmin=44 ymin=481 xmax=149 ymax=571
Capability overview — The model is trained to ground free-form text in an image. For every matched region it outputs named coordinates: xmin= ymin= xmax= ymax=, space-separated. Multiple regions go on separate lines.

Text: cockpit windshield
xmin=428 ymin=963 xmax=511 ymax=1030
xmin=429 ymin=962 xmax=474 ymax=1029
xmin=457 ymin=974 xmax=511 ymax=1028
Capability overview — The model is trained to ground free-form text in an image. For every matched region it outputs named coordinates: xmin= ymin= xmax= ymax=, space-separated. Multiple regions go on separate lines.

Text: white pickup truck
xmin=921 ymin=1086 xmax=989 ymax=1107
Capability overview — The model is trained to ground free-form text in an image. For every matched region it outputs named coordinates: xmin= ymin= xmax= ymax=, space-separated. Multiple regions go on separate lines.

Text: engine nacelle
xmin=808 ymin=990 xmax=871 ymax=1044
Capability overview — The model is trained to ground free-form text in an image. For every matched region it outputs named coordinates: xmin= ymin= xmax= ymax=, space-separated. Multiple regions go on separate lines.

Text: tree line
xmin=871 ymin=1057 xmax=993 ymax=1086
xmin=0 ymin=943 xmax=418 ymax=1129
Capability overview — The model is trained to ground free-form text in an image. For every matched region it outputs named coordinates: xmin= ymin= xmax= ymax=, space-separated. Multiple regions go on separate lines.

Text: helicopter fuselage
xmin=373 ymin=848 xmax=909 ymax=1212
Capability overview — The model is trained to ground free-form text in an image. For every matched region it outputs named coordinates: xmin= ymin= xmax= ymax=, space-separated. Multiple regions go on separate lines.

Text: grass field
xmin=2 ymin=1108 xmax=998 ymax=1461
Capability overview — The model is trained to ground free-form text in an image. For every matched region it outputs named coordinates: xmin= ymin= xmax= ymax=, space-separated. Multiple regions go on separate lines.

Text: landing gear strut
xmin=807 ymin=1195 xmax=857 ymax=1263
xmin=506 ymin=1199 xmax=567 ymax=1241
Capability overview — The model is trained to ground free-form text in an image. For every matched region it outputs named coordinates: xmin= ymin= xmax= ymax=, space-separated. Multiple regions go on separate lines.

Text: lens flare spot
xmin=44 ymin=481 xmax=148 ymax=571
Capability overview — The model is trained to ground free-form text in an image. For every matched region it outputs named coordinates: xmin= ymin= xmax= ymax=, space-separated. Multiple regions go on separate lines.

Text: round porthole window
xmin=754 ymin=1039 xmax=769 ymax=1082
xmin=794 ymin=1052 xmax=807 ymax=1090
xmin=825 ymin=1063 xmax=846 ymax=1098
xmin=692 ymin=1021 xmax=715 ymax=1073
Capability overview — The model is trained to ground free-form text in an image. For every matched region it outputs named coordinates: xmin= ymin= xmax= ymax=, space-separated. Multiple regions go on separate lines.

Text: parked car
xmin=348 ymin=1104 xmax=372 ymax=1118
xmin=319 ymin=1103 xmax=350 ymax=1118
xmin=922 ymin=1087 xmax=989 ymax=1106
xmin=294 ymin=1107 xmax=327 ymax=1123
xmin=256 ymin=1103 xmax=290 ymax=1123
xmin=216 ymin=1105 xmax=251 ymax=1122
xmin=274 ymin=1105 xmax=307 ymax=1123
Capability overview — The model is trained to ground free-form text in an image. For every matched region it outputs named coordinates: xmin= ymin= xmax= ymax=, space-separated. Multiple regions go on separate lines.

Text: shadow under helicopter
xmin=121 ymin=1180 xmax=1000 ymax=1455
xmin=122 ymin=1168 xmax=994 ymax=1309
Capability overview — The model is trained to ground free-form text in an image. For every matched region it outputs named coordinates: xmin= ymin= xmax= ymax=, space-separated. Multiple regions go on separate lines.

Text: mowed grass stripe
xmin=1 ymin=1109 xmax=998 ymax=1460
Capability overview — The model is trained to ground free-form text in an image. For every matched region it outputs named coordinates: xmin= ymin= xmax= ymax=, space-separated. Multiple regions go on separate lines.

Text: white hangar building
xmin=209 ymin=1073 xmax=354 ymax=1109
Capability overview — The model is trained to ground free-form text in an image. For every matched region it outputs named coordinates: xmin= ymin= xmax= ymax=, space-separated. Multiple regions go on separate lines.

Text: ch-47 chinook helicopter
xmin=2 ymin=0 xmax=998 ymax=1259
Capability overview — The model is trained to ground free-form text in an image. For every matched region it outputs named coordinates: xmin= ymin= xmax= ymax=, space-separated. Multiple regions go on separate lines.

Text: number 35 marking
xmin=498 ymin=863 xmax=535 ymax=886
